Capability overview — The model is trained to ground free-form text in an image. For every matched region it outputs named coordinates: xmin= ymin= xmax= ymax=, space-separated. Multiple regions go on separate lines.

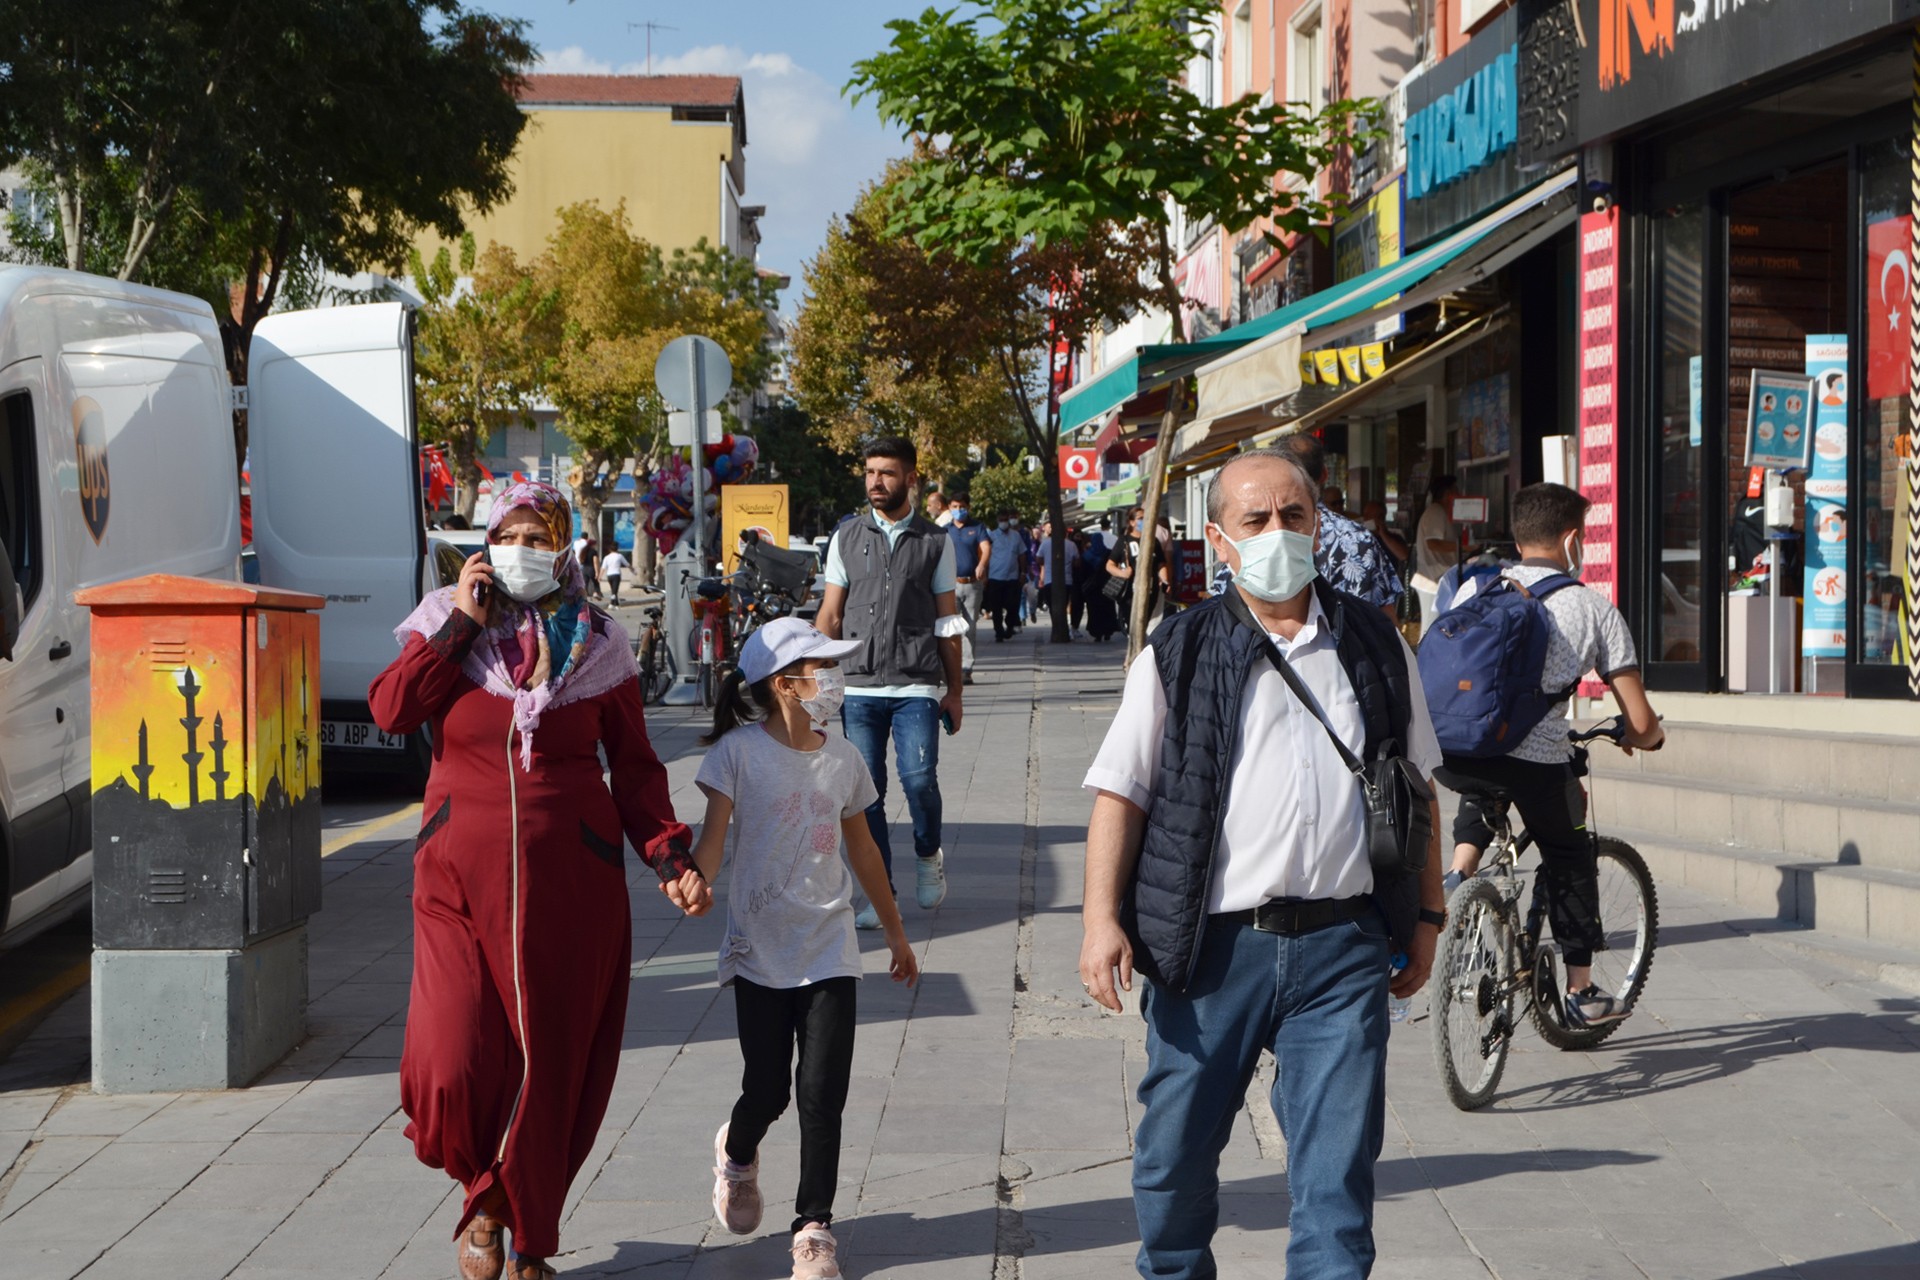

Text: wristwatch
xmin=1417 ymin=906 xmax=1448 ymax=928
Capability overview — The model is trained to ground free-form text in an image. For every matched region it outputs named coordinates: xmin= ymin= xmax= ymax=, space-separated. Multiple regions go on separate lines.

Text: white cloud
xmin=534 ymin=43 xmax=907 ymax=292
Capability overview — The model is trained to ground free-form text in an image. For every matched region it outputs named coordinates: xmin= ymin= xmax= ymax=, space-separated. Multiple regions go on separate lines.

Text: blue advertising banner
xmin=1802 ymin=337 xmax=1849 ymax=657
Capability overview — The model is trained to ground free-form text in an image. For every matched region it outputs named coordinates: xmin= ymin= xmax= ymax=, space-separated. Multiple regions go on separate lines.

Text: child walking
xmin=678 ymin=617 xmax=919 ymax=1279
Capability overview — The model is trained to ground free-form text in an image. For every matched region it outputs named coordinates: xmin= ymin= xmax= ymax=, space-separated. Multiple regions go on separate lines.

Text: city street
xmin=1 ymin=626 xmax=1916 ymax=1279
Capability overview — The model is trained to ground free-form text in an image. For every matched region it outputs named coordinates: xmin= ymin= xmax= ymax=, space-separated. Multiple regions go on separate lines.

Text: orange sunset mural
xmin=77 ymin=577 xmax=324 ymax=950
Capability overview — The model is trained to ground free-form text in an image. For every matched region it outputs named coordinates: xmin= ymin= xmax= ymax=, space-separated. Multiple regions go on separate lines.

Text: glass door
xmin=1645 ymin=201 xmax=1713 ymax=687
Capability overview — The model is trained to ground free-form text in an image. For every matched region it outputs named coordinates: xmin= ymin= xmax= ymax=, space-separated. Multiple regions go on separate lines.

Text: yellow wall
xmin=427 ymin=107 xmax=735 ymax=264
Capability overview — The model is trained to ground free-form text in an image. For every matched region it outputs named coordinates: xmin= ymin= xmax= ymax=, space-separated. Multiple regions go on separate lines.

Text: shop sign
xmin=1058 ymin=447 xmax=1099 ymax=489
xmin=1802 ymin=336 xmax=1849 ymax=657
xmin=1570 ymin=0 xmax=1918 ymax=147
xmin=1333 ymin=178 xmax=1405 ymax=333
xmin=1403 ymin=7 xmax=1530 ymax=246
xmin=1517 ymin=0 xmax=1582 ymax=169
xmin=1578 ymin=208 xmax=1621 ymax=620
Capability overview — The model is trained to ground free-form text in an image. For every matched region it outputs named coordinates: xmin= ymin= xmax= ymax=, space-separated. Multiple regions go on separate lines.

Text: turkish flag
xmin=1867 ymin=216 xmax=1911 ymax=401
xmin=1058 ymin=447 xmax=1099 ymax=488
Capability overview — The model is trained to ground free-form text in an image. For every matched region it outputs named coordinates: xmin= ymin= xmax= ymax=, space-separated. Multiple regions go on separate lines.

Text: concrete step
xmin=1585 ymin=769 xmax=1920 ymax=874
xmin=1587 ymin=720 xmax=1920 ymax=803
xmin=1604 ymin=823 xmax=1920 ymax=954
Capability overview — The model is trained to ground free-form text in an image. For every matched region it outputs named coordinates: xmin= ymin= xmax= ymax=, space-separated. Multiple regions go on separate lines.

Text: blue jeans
xmin=1133 ymin=910 xmax=1392 ymax=1279
xmin=840 ymin=695 xmax=943 ymax=889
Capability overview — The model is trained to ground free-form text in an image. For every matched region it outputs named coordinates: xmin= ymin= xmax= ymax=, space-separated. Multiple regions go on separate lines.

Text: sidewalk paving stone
xmin=0 ymin=626 xmax=1915 ymax=1277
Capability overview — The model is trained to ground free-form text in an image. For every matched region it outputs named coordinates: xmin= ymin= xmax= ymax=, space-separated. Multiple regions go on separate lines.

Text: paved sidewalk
xmin=2 ymin=627 xmax=1918 ymax=1278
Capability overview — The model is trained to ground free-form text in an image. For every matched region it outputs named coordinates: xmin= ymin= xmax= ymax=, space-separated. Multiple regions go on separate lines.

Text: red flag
xmin=476 ymin=458 xmax=495 ymax=481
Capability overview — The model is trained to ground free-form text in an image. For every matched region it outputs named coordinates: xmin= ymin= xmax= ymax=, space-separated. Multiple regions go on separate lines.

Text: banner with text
xmin=1578 ymin=208 xmax=1621 ymax=696
xmin=1802 ymin=337 xmax=1849 ymax=657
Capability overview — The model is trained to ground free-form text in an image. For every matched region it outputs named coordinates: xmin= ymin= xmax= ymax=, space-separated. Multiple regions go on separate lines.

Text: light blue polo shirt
xmin=824 ymin=509 xmax=957 ymax=699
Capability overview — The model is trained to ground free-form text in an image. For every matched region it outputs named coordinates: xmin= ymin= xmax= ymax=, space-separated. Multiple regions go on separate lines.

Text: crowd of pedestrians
xmin=374 ymin=442 xmax=1657 ymax=1280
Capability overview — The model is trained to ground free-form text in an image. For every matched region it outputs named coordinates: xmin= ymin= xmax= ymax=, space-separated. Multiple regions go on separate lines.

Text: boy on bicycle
xmin=1434 ymin=483 xmax=1664 ymax=1027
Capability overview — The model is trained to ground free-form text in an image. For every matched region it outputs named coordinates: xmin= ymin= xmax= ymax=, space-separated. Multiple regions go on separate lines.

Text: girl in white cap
xmin=677 ymin=617 xmax=919 ymax=1279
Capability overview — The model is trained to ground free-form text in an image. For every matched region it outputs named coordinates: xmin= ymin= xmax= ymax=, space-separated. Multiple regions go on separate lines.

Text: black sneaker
xmin=1565 ymin=984 xmax=1630 ymax=1027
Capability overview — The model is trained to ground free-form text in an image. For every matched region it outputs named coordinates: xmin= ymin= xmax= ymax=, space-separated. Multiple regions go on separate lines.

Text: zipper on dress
xmin=496 ymin=717 xmax=531 ymax=1164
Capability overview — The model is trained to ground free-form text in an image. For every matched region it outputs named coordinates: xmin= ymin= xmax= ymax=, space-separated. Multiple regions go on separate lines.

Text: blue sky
xmin=501 ymin=0 xmax=926 ymax=295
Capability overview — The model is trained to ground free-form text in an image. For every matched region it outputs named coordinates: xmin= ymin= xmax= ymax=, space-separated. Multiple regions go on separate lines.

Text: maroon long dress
xmin=369 ymin=610 xmax=691 ymax=1257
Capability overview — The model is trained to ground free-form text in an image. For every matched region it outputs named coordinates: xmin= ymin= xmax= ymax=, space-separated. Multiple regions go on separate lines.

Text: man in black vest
xmin=818 ymin=437 xmax=968 ymax=928
xmin=1078 ymin=448 xmax=1446 ymax=1280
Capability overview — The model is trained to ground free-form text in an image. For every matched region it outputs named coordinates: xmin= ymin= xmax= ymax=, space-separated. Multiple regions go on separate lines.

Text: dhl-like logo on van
xmin=73 ymin=395 xmax=110 ymax=543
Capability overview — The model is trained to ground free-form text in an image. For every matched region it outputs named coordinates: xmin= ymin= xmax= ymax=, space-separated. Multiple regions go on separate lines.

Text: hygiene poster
xmin=1744 ymin=369 xmax=1814 ymax=471
xmin=719 ymin=484 xmax=790 ymax=576
xmin=1802 ymin=337 xmax=1848 ymax=657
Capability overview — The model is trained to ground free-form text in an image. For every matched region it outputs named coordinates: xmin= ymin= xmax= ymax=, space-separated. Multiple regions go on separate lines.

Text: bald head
xmin=1206 ymin=449 xmax=1318 ymax=527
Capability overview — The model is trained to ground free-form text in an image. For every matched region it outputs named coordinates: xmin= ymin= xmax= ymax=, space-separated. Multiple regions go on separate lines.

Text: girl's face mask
xmin=790 ymin=667 xmax=846 ymax=728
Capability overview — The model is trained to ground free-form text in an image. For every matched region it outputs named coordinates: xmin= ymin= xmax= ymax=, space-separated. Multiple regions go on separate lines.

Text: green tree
xmin=851 ymin=0 xmax=1370 ymax=651
xmin=752 ymin=399 xmax=866 ymax=537
xmin=409 ymin=234 xmax=549 ymax=521
xmin=526 ymin=203 xmax=775 ymax=539
xmin=969 ymin=457 xmax=1048 ymax=527
xmin=789 ymin=170 xmax=1022 ymax=483
xmin=0 ymin=0 xmax=534 ymax=466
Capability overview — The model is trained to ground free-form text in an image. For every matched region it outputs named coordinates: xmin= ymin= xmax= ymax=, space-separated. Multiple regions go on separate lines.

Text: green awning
xmin=1083 ymin=476 xmax=1143 ymax=512
xmin=1058 ymin=167 xmax=1578 ymax=443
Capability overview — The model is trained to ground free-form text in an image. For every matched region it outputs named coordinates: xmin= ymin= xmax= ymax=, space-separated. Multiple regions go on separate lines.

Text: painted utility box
xmin=74 ymin=574 xmax=324 ymax=1092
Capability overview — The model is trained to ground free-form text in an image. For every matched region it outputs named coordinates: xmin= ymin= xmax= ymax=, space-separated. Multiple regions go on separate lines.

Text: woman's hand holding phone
xmin=455 ymin=550 xmax=493 ymax=624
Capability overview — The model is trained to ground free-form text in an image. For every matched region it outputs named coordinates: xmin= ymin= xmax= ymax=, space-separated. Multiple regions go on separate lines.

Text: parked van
xmin=0 ymin=268 xmax=242 ymax=947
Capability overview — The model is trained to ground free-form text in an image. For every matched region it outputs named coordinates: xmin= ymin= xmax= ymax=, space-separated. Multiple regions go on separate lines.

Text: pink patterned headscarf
xmin=396 ymin=482 xmax=635 ymax=767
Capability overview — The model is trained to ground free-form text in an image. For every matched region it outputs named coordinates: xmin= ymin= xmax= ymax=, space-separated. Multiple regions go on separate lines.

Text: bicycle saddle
xmin=1431 ymin=766 xmax=1514 ymax=807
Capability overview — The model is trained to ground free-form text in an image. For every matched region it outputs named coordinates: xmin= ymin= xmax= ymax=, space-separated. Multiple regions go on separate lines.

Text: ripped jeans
xmin=840 ymin=694 xmax=943 ymax=890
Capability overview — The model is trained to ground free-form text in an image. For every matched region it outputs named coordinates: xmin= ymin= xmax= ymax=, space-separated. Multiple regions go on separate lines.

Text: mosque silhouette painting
xmin=90 ymin=608 xmax=321 ymax=946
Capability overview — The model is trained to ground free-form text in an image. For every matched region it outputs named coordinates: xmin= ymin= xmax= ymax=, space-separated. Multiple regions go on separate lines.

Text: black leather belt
xmin=1214 ymin=895 xmax=1371 ymax=936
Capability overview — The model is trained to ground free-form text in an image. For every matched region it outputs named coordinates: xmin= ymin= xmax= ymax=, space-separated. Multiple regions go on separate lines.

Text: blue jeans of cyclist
xmin=840 ymin=695 xmax=942 ymax=890
xmin=1440 ymin=754 xmax=1603 ymax=967
xmin=1133 ymin=911 xmax=1391 ymax=1280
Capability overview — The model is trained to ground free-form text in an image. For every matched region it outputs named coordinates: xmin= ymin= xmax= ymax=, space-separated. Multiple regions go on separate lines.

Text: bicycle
xmin=634 ymin=604 xmax=676 ymax=705
xmin=687 ymin=573 xmax=737 ymax=709
xmin=1429 ymin=716 xmax=1659 ymax=1111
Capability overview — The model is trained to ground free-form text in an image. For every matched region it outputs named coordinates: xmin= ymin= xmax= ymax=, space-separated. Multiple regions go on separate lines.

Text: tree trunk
xmin=571 ymin=448 xmax=613 ymax=546
xmin=634 ymin=528 xmax=658 ymax=589
xmin=451 ymin=426 xmax=482 ymax=522
xmin=1044 ymin=454 xmax=1072 ymax=643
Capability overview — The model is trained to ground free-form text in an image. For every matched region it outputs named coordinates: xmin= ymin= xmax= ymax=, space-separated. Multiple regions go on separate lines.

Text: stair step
xmin=1585 ymin=721 xmax=1920 ymax=803
xmin=1605 ymin=825 xmax=1920 ymax=952
xmin=1587 ymin=772 xmax=1920 ymax=874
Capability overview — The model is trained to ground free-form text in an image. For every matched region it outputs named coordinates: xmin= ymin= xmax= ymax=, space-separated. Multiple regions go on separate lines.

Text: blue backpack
xmin=1419 ymin=573 xmax=1579 ymax=758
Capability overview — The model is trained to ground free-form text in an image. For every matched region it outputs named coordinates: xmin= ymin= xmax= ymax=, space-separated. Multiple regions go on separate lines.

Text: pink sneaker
xmin=789 ymin=1223 xmax=842 ymax=1279
xmin=711 ymin=1123 xmax=763 ymax=1234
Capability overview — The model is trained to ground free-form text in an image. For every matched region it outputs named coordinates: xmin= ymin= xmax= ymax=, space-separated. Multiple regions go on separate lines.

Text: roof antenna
xmin=627 ymin=21 xmax=678 ymax=76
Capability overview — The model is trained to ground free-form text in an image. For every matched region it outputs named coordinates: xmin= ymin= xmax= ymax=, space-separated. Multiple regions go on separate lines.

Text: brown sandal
xmin=458 ymin=1212 xmax=506 ymax=1280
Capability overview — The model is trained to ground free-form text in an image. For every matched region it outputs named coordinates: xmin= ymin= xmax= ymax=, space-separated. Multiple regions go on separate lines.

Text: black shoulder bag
xmin=1223 ymin=590 xmax=1434 ymax=876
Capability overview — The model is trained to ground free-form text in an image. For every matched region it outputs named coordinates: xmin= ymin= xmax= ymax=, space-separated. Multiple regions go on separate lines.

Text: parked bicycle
xmin=1429 ymin=716 xmax=1659 ymax=1110
xmin=687 ymin=573 xmax=735 ymax=709
xmin=633 ymin=603 xmax=676 ymax=705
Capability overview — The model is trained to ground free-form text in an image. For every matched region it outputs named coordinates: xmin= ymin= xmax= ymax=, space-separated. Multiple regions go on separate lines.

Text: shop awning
xmin=1172 ymin=168 xmax=1578 ymax=459
xmin=1083 ymin=476 xmax=1144 ymax=512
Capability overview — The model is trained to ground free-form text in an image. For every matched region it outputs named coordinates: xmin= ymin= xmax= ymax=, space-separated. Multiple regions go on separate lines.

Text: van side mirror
xmin=0 ymin=541 xmax=17 ymax=661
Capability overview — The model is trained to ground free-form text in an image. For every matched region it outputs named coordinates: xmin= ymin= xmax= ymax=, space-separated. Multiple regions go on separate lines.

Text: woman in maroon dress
xmin=371 ymin=483 xmax=698 ymax=1280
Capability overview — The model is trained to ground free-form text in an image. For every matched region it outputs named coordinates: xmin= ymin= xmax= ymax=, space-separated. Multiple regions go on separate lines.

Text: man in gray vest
xmin=818 ymin=436 xmax=968 ymax=929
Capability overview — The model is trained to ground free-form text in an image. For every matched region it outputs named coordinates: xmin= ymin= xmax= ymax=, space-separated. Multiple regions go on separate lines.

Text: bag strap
xmin=1219 ymin=588 xmax=1368 ymax=782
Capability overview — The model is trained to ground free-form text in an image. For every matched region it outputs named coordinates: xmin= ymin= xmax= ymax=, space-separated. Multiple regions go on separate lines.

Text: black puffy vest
xmin=1124 ymin=579 xmax=1415 ymax=992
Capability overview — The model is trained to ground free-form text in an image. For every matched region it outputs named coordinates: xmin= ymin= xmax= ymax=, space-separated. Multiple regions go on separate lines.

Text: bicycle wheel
xmin=698 ymin=661 xmax=717 ymax=708
xmin=1431 ymin=878 xmax=1518 ymax=1111
xmin=1530 ymin=836 xmax=1658 ymax=1049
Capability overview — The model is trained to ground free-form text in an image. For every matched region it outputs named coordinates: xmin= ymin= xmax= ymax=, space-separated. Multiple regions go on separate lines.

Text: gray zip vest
xmin=833 ymin=512 xmax=946 ymax=688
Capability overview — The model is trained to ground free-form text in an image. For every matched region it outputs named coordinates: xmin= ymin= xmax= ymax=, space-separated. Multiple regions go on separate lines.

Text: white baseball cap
xmin=737 ymin=617 xmax=862 ymax=684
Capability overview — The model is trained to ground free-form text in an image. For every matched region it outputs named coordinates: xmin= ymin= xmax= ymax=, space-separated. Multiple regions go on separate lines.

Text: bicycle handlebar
xmin=1569 ymin=717 xmax=1628 ymax=746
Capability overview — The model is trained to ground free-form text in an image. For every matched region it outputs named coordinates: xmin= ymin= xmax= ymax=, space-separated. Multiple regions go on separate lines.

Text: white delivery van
xmin=0 ymin=267 xmax=242 ymax=947
xmin=245 ymin=303 xmax=438 ymax=778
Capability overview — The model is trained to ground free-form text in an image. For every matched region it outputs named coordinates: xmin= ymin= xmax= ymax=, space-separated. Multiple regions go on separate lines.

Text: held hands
xmin=662 ymin=868 xmax=712 ymax=916
xmin=455 ymin=552 xmax=494 ymax=624
xmin=1078 ymin=917 xmax=1134 ymax=1013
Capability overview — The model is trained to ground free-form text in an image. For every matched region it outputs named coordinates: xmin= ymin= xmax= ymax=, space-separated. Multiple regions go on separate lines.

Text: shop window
xmin=0 ymin=391 xmax=41 ymax=610
xmin=1650 ymin=205 xmax=1705 ymax=665
xmin=1860 ymin=136 xmax=1910 ymax=667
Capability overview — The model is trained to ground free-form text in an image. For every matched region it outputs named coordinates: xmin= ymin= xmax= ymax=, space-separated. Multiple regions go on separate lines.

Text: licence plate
xmin=320 ymin=720 xmax=406 ymax=751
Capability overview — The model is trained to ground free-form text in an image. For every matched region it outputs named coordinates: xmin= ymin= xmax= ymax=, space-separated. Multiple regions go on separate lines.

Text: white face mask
xmin=792 ymin=667 xmax=845 ymax=728
xmin=489 ymin=544 xmax=561 ymax=602
xmin=1222 ymin=526 xmax=1318 ymax=603
xmin=1563 ymin=532 xmax=1585 ymax=580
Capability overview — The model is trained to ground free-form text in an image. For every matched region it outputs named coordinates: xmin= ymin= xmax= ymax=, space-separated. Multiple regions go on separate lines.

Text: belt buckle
xmin=1255 ymin=900 xmax=1302 ymax=935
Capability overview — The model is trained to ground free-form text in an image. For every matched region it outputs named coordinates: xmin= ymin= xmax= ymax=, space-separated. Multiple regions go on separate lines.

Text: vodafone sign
xmin=1058 ymin=448 xmax=1099 ymax=488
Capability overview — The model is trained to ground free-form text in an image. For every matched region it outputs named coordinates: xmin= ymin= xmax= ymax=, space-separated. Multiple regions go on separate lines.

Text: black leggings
xmin=1439 ymin=755 xmax=1605 ymax=968
xmin=725 ymin=976 xmax=858 ymax=1232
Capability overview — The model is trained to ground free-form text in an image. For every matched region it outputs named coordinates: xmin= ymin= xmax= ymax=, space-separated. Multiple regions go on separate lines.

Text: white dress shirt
xmin=1083 ymin=591 xmax=1442 ymax=913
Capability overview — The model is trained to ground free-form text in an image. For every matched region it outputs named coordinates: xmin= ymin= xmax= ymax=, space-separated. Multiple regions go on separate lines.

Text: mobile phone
xmin=472 ymin=546 xmax=491 ymax=607
xmin=940 ymin=708 xmax=956 ymax=736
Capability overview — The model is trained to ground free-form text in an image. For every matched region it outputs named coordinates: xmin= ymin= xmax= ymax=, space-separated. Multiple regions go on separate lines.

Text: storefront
xmin=1530 ymin=0 xmax=1920 ymax=700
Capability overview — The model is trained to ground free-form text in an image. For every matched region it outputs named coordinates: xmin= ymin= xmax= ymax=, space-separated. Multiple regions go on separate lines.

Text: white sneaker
xmin=790 ymin=1223 xmax=842 ymax=1279
xmin=711 ymin=1123 xmax=762 ymax=1234
xmin=915 ymin=851 xmax=947 ymax=909
xmin=853 ymin=902 xmax=882 ymax=931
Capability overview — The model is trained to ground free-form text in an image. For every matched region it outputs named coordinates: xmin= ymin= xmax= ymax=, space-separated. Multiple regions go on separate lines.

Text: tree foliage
xmin=969 ymin=457 xmax=1049 ymax=525
xmin=750 ymin=400 xmax=867 ymax=537
xmin=0 ymin=0 xmax=534 ymax=464
xmin=789 ymin=169 xmax=1022 ymax=482
xmin=522 ymin=203 xmax=778 ymax=536
xmin=409 ymin=234 xmax=549 ymax=521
